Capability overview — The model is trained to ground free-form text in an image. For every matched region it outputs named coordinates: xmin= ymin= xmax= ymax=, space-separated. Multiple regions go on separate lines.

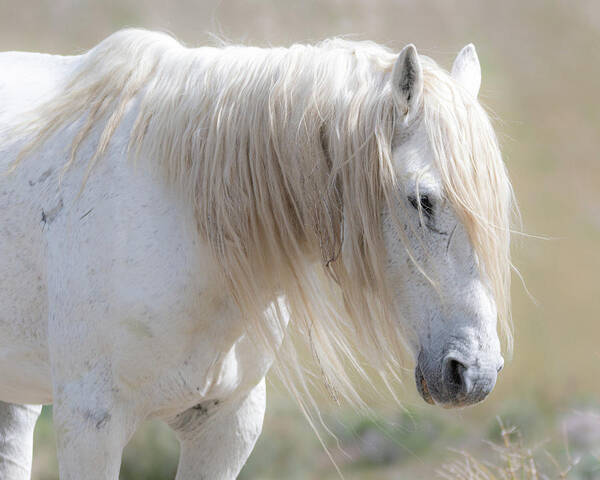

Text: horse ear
xmin=392 ymin=44 xmax=423 ymax=121
xmin=451 ymin=43 xmax=481 ymax=98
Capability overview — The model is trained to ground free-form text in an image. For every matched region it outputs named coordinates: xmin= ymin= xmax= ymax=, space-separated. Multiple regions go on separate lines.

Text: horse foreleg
xmin=0 ymin=401 xmax=41 ymax=480
xmin=168 ymin=378 xmax=266 ymax=480
xmin=51 ymin=378 xmax=140 ymax=480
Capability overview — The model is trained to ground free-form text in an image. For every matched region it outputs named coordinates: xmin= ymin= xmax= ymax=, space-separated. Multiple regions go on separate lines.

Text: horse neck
xmin=191 ymin=48 xmax=346 ymax=271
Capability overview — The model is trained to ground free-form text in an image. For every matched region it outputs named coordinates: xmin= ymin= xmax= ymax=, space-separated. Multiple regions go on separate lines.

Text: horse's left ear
xmin=392 ymin=44 xmax=423 ymax=122
xmin=451 ymin=44 xmax=481 ymax=98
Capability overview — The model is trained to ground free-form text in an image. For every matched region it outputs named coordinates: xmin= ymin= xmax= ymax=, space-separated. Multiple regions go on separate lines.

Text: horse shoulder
xmin=40 ymin=125 xmax=258 ymax=413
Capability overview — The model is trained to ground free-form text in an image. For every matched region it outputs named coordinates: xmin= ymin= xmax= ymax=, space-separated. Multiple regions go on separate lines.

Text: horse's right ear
xmin=392 ymin=44 xmax=423 ymax=122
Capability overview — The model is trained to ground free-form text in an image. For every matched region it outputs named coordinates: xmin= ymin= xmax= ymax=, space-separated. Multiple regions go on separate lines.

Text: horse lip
xmin=415 ymin=365 xmax=434 ymax=405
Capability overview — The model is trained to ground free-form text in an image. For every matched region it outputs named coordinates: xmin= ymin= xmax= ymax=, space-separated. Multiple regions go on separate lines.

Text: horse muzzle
xmin=415 ymin=349 xmax=503 ymax=408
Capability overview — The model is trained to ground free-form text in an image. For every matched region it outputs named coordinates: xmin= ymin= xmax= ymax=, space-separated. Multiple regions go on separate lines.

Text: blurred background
xmin=2 ymin=0 xmax=599 ymax=478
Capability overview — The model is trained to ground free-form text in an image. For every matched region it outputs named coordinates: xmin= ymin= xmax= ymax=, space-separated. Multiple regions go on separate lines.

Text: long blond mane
xmin=10 ymin=29 xmax=515 ymax=412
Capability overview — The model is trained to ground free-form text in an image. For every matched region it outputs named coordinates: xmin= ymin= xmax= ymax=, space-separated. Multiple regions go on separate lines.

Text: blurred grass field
xmin=2 ymin=0 xmax=599 ymax=478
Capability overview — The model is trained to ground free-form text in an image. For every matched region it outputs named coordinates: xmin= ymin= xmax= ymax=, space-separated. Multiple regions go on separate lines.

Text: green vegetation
xmin=31 ymin=394 xmax=600 ymax=479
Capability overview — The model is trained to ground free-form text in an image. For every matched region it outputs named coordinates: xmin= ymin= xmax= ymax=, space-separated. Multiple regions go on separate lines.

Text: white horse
xmin=0 ymin=30 xmax=514 ymax=479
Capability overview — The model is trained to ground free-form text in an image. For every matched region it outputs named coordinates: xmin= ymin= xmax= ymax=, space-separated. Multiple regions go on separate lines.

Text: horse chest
xmin=115 ymin=288 xmax=280 ymax=419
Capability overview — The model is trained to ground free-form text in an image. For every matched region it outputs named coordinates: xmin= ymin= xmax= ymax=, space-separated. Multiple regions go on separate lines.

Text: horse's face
xmin=384 ymin=44 xmax=503 ymax=407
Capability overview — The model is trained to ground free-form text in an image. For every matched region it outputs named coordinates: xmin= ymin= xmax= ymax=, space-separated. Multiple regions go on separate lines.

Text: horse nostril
xmin=444 ymin=357 xmax=468 ymax=393
xmin=441 ymin=353 xmax=500 ymax=405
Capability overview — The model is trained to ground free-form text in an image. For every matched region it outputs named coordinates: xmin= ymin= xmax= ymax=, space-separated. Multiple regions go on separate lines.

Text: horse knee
xmin=169 ymin=379 xmax=266 ymax=480
xmin=51 ymin=384 xmax=141 ymax=480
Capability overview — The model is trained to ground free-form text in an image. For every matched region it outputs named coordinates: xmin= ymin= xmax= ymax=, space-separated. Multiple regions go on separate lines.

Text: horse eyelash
xmin=408 ymin=194 xmax=434 ymax=220
xmin=407 ymin=194 xmax=449 ymax=235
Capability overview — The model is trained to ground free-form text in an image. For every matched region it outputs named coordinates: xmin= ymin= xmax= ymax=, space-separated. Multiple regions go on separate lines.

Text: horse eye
xmin=408 ymin=194 xmax=434 ymax=219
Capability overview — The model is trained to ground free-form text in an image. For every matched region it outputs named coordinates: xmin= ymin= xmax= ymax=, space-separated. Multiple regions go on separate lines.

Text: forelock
xmin=419 ymin=57 xmax=516 ymax=352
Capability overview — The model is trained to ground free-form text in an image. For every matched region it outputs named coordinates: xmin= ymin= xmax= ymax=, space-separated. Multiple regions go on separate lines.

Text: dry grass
xmin=438 ymin=418 xmax=580 ymax=480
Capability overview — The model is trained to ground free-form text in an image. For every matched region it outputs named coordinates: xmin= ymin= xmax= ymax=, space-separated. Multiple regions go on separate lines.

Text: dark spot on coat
xmin=95 ymin=413 xmax=111 ymax=429
xmin=80 ymin=208 xmax=93 ymax=220
xmin=83 ymin=409 xmax=111 ymax=429
xmin=41 ymin=198 xmax=63 ymax=226
xmin=29 ymin=168 xmax=53 ymax=186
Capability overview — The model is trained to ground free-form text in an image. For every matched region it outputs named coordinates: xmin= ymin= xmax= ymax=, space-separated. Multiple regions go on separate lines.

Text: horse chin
xmin=415 ymin=365 xmax=434 ymax=405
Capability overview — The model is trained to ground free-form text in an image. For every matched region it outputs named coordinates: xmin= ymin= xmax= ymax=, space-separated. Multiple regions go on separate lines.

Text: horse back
xmin=0 ymin=51 xmax=80 ymax=125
